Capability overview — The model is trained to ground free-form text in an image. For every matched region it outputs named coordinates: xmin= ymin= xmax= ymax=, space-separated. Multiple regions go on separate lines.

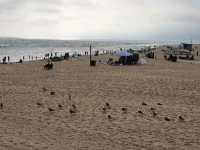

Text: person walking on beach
xmin=2 ymin=56 xmax=6 ymax=64
xmin=7 ymin=56 xmax=10 ymax=62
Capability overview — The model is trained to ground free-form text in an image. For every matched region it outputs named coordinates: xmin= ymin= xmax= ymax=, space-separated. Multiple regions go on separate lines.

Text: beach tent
xmin=115 ymin=51 xmax=139 ymax=65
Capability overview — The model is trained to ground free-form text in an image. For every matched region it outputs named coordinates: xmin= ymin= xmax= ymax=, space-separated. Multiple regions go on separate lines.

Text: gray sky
xmin=0 ymin=0 xmax=200 ymax=40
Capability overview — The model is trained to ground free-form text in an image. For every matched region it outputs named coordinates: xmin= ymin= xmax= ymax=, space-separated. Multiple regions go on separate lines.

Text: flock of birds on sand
xmin=101 ymin=102 xmax=185 ymax=122
xmin=45 ymin=87 xmax=185 ymax=123
xmin=0 ymin=87 xmax=185 ymax=123
xmin=35 ymin=87 xmax=78 ymax=114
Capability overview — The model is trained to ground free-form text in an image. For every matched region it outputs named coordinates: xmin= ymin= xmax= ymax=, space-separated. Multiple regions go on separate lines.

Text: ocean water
xmin=0 ymin=38 xmax=179 ymax=62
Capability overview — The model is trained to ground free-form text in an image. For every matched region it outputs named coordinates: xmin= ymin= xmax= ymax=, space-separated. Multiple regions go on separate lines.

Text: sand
xmin=0 ymin=53 xmax=200 ymax=150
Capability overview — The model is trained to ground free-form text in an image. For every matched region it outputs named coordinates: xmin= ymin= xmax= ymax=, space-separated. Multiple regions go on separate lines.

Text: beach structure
xmin=180 ymin=43 xmax=193 ymax=51
xmin=115 ymin=51 xmax=139 ymax=65
xmin=180 ymin=43 xmax=200 ymax=54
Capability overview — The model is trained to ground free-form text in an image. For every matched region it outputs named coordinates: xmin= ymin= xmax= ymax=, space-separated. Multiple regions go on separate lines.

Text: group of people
xmin=0 ymin=49 xmax=116 ymax=64
xmin=85 ymin=51 xmax=89 ymax=55
xmin=2 ymin=56 xmax=10 ymax=64
xmin=1 ymin=55 xmax=37 ymax=64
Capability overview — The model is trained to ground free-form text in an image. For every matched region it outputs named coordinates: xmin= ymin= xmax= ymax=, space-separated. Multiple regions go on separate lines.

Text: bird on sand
xmin=105 ymin=103 xmax=111 ymax=109
xmin=121 ymin=107 xmax=128 ymax=113
xmin=164 ymin=117 xmax=170 ymax=121
xmin=107 ymin=115 xmax=112 ymax=120
xmin=178 ymin=116 xmax=185 ymax=121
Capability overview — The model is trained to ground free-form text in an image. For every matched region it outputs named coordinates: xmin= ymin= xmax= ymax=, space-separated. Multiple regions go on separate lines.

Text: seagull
xmin=142 ymin=102 xmax=147 ymax=106
xmin=69 ymin=104 xmax=77 ymax=114
xmin=69 ymin=108 xmax=76 ymax=114
xmin=138 ymin=110 xmax=143 ymax=114
xmin=178 ymin=116 xmax=185 ymax=121
xmin=72 ymin=104 xmax=76 ymax=109
xmin=150 ymin=107 xmax=156 ymax=111
xmin=50 ymin=91 xmax=55 ymax=95
xmin=121 ymin=107 xmax=128 ymax=113
xmin=105 ymin=103 xmax=111 ymax=109
xmin=58 ymin=104 xmax=62 ymax=109
xmin=164 ymin=117 xmax=170 ymax=121
xmin=48 ymin=108 xmax=55 ymax=112
xmin=37 ymin=102 xmax=42 ymax=107
xmin=152 ymin=111 xmax=157 ymax=117
xmin=42 ymin=87 xmax=47 ymax=92
xmin=107 ymin=115 xmax=112 ymax=120
xmin=102 ymin=107 xmax=106 ymax=113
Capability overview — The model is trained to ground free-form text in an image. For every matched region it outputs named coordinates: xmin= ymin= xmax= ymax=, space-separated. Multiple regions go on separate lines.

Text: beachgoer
xmin=7 ymin=56 xmax=10 ymax=62
xmin=3 ymin=57 xmax=6 ymax=64
xmin=45 ymin=53 xmax=49 ymax=58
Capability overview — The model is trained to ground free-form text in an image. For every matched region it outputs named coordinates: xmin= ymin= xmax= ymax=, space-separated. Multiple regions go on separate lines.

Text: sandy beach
xmin=0 ymin=53 xmax=200 ymax=150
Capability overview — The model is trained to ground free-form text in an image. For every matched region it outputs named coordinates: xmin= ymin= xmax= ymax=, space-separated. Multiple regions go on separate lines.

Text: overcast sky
xmin=0 ymin=0 xmax=200 ymax=40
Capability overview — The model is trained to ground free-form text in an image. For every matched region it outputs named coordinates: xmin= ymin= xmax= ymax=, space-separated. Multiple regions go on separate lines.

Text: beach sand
xmin=0 ymin=53 xmax=200 ymax=150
